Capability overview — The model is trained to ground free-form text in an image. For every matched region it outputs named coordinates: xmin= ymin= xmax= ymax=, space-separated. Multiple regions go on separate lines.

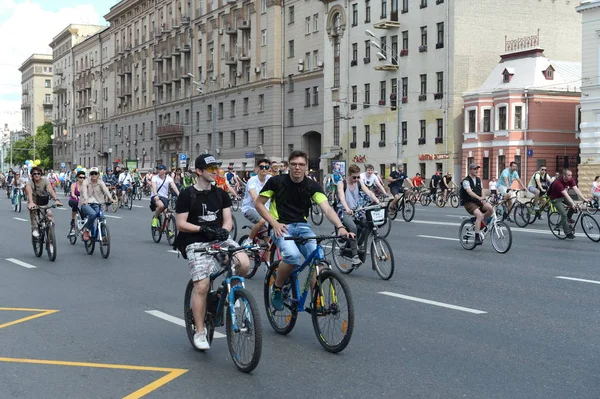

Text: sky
xmin=0 ymin=0 xmax=114 ymax=129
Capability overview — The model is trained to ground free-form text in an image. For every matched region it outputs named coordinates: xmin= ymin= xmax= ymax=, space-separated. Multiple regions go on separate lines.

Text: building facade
xmin=577 ymin=0 xmax=600 ymax=191
xmin=321 ymin=0 xmax=582 ymax=178
xmin=462 ymin=48 xmax=581 ymax=186
xmin=18 ymin=54 xmax=54 ymax=135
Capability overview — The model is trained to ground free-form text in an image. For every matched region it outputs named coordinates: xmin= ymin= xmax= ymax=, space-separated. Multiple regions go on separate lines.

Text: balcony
xmin=363 ymin=57 xmax=371 ymax=64
xmin=225 ymin=26 xmax=237 ymax=35
xmin=237 ymin=48 xmax=251 ymax=61
xmin=43 ymin=99 xmax=53 ymax=107
xmin=350 ymin=103 xmax=357 ymax=110
xmin=181 ymin=16 xmax=191 ymax=26
xmin=373 ymin=11 xmax=401 ymax=29
xmin=400 ymin=49 xmax=408 ymax=57
xmin=124 ymin=64 xmax=132 ymax=75
xmin=161 ymin=23 xmax=171 ymax=33
xmin=350 ymin=60 xmax=357 ymax=67
xmin=157 ymin=124 xmax=184 ymax=138
xmin=53 ymin=81 xmax=67 ymax=93
xmin=225 ymin=56 xmax=237 ymax=66
xmin=419 ymin=45 xmax=428 ymax=53
xmin=418 ymin=94 xmax=427 ymax=101
xmin=239 ymin=20 xmax=251 ymax=30
xmin=418 ymin=138 xmax=426 ymax=145
xmin=362 ymin=141 xmax=370 ymax=148
xmin=374 ymin=63 xmax=398 ymax=71
xmin=435 ymin=137 xmax=443 ymax=144
xmin=55 ymin=67 xmax=63 ymax=76
xmin=20 ymin=102 xmax=31 ymax=109
xmin=434 ymin=92 xmax=443 ymax=100
xmin=22 ymin=88 xmax=28 ymax=95
xmin=207 ymin=61 xmax=214 ymax=72
xmin=350 ymin=142 xmax=357 ymax=148
xmin=402 ymin=96 xmax=408 ymax=104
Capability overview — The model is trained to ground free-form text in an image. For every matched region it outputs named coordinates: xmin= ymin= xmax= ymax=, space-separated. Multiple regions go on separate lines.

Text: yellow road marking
xmin=0 ymin=357 xmax=188 ymax=399
xmin=0 ymin=307 xmax=59 ymax=329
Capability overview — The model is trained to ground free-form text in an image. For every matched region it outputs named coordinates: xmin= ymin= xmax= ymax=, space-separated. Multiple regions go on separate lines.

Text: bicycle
xmin=133 ymin=182 xmax=142 ymax=201
xmin=168 ymin=193 xmax=177 ymax=211
xmin=151 ymin=206 xmax=177 ymax=245
xmin=310 ymin=201 xmax=324 ymax=226
xmin=184 ymin=242 xmax=263 ymax=373
xmin=230 ymin=195 xmax=240 ymax=212
xmin=83 ymin=204 xmax=112 ymax=258
xmin=331 ymin=203 xmax=395 ymax=280
xmin=435 ymin=188 xmax=460 ymax=208
xmin=495 ymin=189 xmax=529 ymax=227
xmin=229 ymin=213 xmax=238 ymax=241
xmin=407 ymin=187 xmax=427 ymax=205
xmin=31 ymin=204 xmax=62 ymax=262
xmin=264 ymin=235 xmax=355 ymax=353
xmin=11 ymin=187 xmax=23 ymax=212
xmin=238 ymin=224 xmax=282 ymax=279
xmin=515 ymin=194 xmax=556 ymax=226
xmin=106 ymin=185 xmax=119 ymax=212
xmin=459 ymin=204 xmax=513 ymax=253
xmin=388 ymin=189 xmax=415 ymax=223
xmin=548 ymin=203 xmax=600 ymax=242
xmin=584 ymin=197 xmax=599 ymax=215
xmin=122 ymin=186 xmax=134 ymax=210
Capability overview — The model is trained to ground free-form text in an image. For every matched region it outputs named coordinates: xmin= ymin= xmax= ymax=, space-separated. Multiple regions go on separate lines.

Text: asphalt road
xmin=1 ymin=192 xmax=599 ymax=399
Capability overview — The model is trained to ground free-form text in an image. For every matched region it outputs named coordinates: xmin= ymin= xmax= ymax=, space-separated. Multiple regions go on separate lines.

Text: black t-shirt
xmin=389 ymin=171 xmax=407 ymax=188
xmin=175 ymin=186 xmax=232 ymax=250
xmin=259 ymin=174 xmax=327 ymax=224
xmin=440 ymin=175 xmax=452 ymax=188
xmin=430 ymin=174 xmax=442 ymax=188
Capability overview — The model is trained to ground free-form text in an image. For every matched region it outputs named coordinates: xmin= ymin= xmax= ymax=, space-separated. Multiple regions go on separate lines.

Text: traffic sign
xmin=178 ymin=153 xmax=187 ymax=168
xmin=527 ymin=149 xmax=533 ymax=157
xmin=60 ymin=162 xmax=66 ymax=168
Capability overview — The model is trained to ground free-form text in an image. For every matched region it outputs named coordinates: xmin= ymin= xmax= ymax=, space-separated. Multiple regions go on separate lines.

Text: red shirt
xmin=413 ymin=176 xmax=423 ymax=187
xmin=548 ymin=177 xmax=577 ymax=200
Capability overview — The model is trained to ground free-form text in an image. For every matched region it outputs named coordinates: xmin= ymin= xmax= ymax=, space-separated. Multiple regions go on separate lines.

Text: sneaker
xmin=566 ymin=233 xmax=575 ymax=239
xmin=474 ymin=233 xmax=483 ymax=245
xmin=241 ymin=237 xmax=253 ymax=247
xmin=151 ymin=217 xmax=159 ymax=228
xmin=32 ymin=229 xmax=39 ymax=238
xmin=351 ymin=255 xmax=362 ymax=265
xmin=70 ymin=219 xmax=75 ymax=228
xmin=193 ymin=328 xmax=210 ymax=350
xmin=271 ymin=288 xmax=284 ymax=311
xmin=83 ymin=229 xmax=90 ymax=241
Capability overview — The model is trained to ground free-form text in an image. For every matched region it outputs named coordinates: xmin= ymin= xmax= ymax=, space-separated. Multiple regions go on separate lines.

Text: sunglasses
xmin=90 ymin=172 xmax=99 ymax=176
xmin=351 ymin=175 xmax=360 ymax=180
xmin=32 ymin=172 xmax=41 ymax=176
xmin=258 ymin=165 xmax=270 ymax=170
xmin=541 ymin=169 xmax=547 ymax=171
xmin=204 ymin=165 xmax=219 ymax=173
xmin=77 ymin=176 xmax=85 ymax=179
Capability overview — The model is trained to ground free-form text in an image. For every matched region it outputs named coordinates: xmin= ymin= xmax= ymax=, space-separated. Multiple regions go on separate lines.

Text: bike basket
xmin=35 ymin=195 xmax=50 ymax=206
xmin=366 ymin=207 xmax=387 ymax=226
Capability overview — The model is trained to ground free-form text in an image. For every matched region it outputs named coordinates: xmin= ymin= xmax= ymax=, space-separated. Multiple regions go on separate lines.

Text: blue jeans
xmin=271 ymin=222 xmax=316 ymax=265
xmin=81 ymin=203 xmax=100 ymax=232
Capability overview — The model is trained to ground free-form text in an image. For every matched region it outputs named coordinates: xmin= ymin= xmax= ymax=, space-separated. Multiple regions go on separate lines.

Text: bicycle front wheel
xmin=310 ymin=203 xmax=324 ymax=226
xmin=548 ymin=211 xmax=567 ymax=239
xmin=581 ymin=213 xmax=600 ymax=242
xmin=402 ymin=201 xmax=415 ymax=222
xmin=166 ymin=215 xmax=177 ymax=246
xmin=459 ymin=219 xmax=477 ymax=250
xmin=32 ymin=231 xmax=43 ymax=257
xmin=370 ymin=236 xmax=394 ymax=280
xmin=450 ymin=194 xmax=459 ymax=208
xmin=226 ymin=288 xmax=262 ymax=373
xmin=127 ymin=193 xmax=133 ymax=210
xmin=264 ymin=261 xmax=298 ymax=335
xmin=151 ymin=215 xmax=163 ymax=243
xmin=229 ymin=214 xmax=238 ymax=241
xmin=99 ymin=223 xmax=110 ymax=258
xmin=136 ymin=189 xmax=142 ymax=201
xmin=378 ymin=215 xmax=392 ymax=238
xmin=111 ymin=194 xmax=119 ymax=212
xmin=46 ymin=223 xmax=57 ymax=262
xmin=513 ymin=203 xmax=530 ymax=228
xmin=85 ymin=230 xmax=96 ymax=254
xmin=490 ymin=222 xmax=512 ymax=253
xmin=231 ymin=197 xmax=240 ymax=212
xmin=331 ymin=238 xmax=355 ymax=275
xmin=435 ymin=195 xmax=446 ymax=208
xmin=420 ymin=194 xmax=431 ymax=206
xmin=311 ymin=269 xmax=354 ymax=353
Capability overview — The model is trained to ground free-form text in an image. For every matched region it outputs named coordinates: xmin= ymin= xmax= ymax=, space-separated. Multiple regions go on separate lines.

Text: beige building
xmin=19 ymin=54 xmax=54 ymax=136
xmin=322 ymin=0 xmax=582 ymax=178
xmin=50 ymin=24 xmax=107 ymax=170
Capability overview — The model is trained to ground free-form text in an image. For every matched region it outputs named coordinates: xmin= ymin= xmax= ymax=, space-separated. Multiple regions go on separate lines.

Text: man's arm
xmin=221 ymin=206 xmax=233 ymax=231
xmin=255 ymin=195 xmax=280 ymax=230
xmin=336 ymin=180 xmax=350 ymax=212
xmin=572 ymin=185 xmax=588 ymax=203
xmin=360 ymin=181 xmax=380 ymax=204
xmin=169 ymin=179 xmax=180 ymax=196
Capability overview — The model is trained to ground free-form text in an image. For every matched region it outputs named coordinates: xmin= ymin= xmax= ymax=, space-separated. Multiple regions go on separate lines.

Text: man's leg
xmin=553 ymin=199 xmax=572 ymax=236
xmin=341 ymin=214 xmax=359 ymax=259
xmin=29 ymin=209 xmax=39 ymax=236
xmin=185 ymin=243 xmax=213 ymax=350
xmin=271 ymin=224 xmax=301 ymax=311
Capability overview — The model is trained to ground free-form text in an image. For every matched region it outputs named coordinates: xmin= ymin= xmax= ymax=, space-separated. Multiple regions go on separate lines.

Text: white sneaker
xmin=32 ymin=230 xmax=39 ymax=238
xmin=351 ymin=255 xmax=362 ymax=265
xmin=193 ymin=328 xmax=210 ymax=350
xmin=241 ymin=237 xmax=253 ymax=247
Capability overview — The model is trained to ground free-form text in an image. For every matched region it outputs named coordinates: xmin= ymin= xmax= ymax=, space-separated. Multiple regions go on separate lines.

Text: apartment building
xmin=322 ymin=0 xmax=581 ymax=178
xmin=50 ymin=24 xmax=106 ymax=171
xmin=18 ymin=54 xmax=54 ymax=136
xmin=577 ymin=0 xmax=600 ymax=191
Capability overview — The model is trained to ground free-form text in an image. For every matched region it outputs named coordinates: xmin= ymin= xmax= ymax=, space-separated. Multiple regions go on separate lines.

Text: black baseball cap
xmin=157 ymin=164 xmax=167 ymax=170
xmin=195 ymin=154 xmax=222 ymax=170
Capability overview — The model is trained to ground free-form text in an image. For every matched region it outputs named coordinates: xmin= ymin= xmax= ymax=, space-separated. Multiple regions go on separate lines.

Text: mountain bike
xmin=238 ymin=224 xmax=282 ymax=279
xmin=264 ymin=235 xmax=354 ymax=353
xmin=12 ymin=187 xmax=23 ymax=212
xmin=184 ymin=242 xmax=263 ymax=373
xmin=388 ymin=189 xmax=415 ymax=223
xmin=515 ymin=194 xmax=556 ymax=226
xmin=435 ymin=188 xmax=460 ymax=208
xmin=125 ymin=186 xmax=134 ymax=210
xmin=459 ymin=204 xmax=512 ymax=253
xmin=31 ymin=204 xmax=62 ymax=262
xmin=548 ymin=203 xmax=600 ymax=242
xmin=83 ymin=204 xmax=112 ymax=258
xmin=310 ymin=201 xmax=324 ymax=226
xmin=495 ymin=189 xmax=529 ymax=227
xmin=331 ymin=203 xmax=395 ymax=280
xmin=151 ymin=206 xmax=177 ymax=245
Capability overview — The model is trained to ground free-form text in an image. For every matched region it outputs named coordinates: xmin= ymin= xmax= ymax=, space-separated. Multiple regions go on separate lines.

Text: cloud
xmin=0 ymin=0 xmax=104 ymax=127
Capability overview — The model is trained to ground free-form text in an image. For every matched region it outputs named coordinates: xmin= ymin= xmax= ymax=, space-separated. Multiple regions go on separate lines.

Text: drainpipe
xmin=280 ymin=1 xmax=286 ymax=161
xmin=445 ymin=0 xmax=450 ymax=174
xmin=524 ymin=88 xmax=529 ymax=180
xmin=346 ymin=0 xmax=351 ymax=169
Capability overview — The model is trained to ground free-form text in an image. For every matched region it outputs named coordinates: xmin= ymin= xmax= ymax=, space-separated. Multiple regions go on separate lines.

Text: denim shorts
xmin=243 ymin=208 xmax=262 ymax=224
xmin=270 ymin=222 xmax=316 ymax=265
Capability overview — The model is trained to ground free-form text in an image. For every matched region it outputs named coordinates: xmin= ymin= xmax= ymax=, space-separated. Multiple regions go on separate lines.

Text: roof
xmin=466 ymin=52 xmax=581 ymax=95
xmin=577 ymin=0 xmax=600 ymax=12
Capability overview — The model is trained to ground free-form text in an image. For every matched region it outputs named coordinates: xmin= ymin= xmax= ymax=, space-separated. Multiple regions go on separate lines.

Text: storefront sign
xmin=418 ymin=153 xmax=450 ymax=161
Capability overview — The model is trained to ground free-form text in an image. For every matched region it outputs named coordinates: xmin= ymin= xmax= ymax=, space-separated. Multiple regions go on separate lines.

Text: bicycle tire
xmin=166 ymin=215 xmax=177 ymax=246
xmin=547 ymin=211 xmax=567 ymax=239
xmin=226 ymin=288 xmax=263 ymax=373
xmin=490 ymin=222 xmax=512 ymax=253
xmin=388 ymin=202 xmax=399 ymax=221
xmin=68 ymin=227 xmax=77 ymax=245
xmin=513 ymin=203 xmax=530 ymax=228
xmin=310 ymin=203 xmax=324 ymax=226
xmin=111 ymin=194 xmax=119 ymax=212
xmin=46 ymin=224 xmax=57 ymax=262
xmin=420 ymin=194 xmax=431 ymax=206
xmin=584 ymin=200 xmax=599 ymax=215
xmin=152 ymin=215 xmax=163 ymax=243
xmin=435 ymin=195 xmax=446 ymax=208
xmin=378 ymin=215 xmax=392 ymax=238
xmin=239 ymin=235 xmax=261 ymax=279
xmin=450 ymin=194 xmax=459 ymax=208
xmin=32 ymin=228 xmax=43 ymax=257
xmin=311 ymin=269 xmax=354 ymax=353
xmin=99 ymin=223 xmax=110 ymax=258
xmin=127 ymin=193 xmax=133 ymax=210
xmin=402 ymin=200 xmax=415 ymax=222
xmin=370 ymin=236 xmax=394 ymax=280
xmin=331 ymin=238 xmax=355 ymax=275
xmin=459 ymin=219 xmax=477 ymax=250
xmin=85 ymin=230 xmax=96 ymax=254
xmin=184 ymin=279 xmax=215 ymax=352
xmin=137 ymin=190 xmax=142 ymax=201
xmin=264 ymin=261 xmax=298 ymax=335
xmin=229 ymin=214 xmax=238 ymax=241
xmin=581 ymin=213 xmax=600 ymax=242
xmin=231 ymin=197 xmax=240 ymax=212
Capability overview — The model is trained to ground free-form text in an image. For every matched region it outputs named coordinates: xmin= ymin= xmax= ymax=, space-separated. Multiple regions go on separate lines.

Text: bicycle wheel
xmin=32 ymin=228 xmax=43 ymax=257
xmin=151 ymin=215 xmax=163 ymax=243
xmin=331 ymin=238 xmax=355 ymax=275
xmin=166 ymin=215 xmax=177 ymax=246
xmin=378 ymin=215 xmax=392 ymax=238
xmin=310 ymin=203 xmax=324 ymax=226
xmin=581 ymin=214 xmax=600 ymax=242
xmin=136 ymin=189 xmax=142 ymax=201
xmin=420 ymin=194 xmax=431 ymax=207
xmin=584 ymin=200 xmax=599 ymax=215
xmin=459 ymin=219 xmax=477 ymax=250
xmin=85 ymin=228 xmax=96 ymax=254
xmin=547 ymin=211 xmax=567 ymax=239
xmin=311 ymin=269 xmax=354 ymax=353
xmin=264 ymin=261 xmax=298 ymax=335
xmin=239 ymin=235 xmax=261 ymax=278
xmin=99 ymin=223 xmax=110 ymax=258
xmin=127 ymin=192 xmax=133 ymax=210
xmin=490 ymin=222 xmax=512 ymax=253
xmin=16 ymin=195 xmax=21 ymax=212
xmin=46 ymin=223 xmax=57 ymax=262
xmin=184 ymin=279 xmax=215 ymax=352
xmin=231 ymin=197 xmax=240 ymax=212
xmin=450 ymin=194 xmax=459 ymax=208
xmin=388 ymin=202 xmax=398 ymax=221
xmin=435 ymin=195 xmax=446 ymax=208
xmin=513 ymin=203 xmax=530 ymax=228
xmin=68 ymin=226 xmax=77 ymax=245
xmin=226 ymin=288 xmax=262 ymax=373
xmin=402 ymin=201 xmax=415 ymax=222
xmin=229 ymin=214 xmax=238 ymax=241
xmin=111 ymin=194 xmax=119 ymax=212
xmin=370 ymin=236 xmax=394 ymax=280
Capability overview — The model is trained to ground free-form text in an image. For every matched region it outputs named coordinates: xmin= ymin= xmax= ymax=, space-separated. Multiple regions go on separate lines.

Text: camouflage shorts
xmin=185 ymin=239 xmax=239 ymax=282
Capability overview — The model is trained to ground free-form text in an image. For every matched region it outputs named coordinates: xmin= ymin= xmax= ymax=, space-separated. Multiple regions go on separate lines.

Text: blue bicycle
xmin=264 ymin=235 xmax=355 ymax=353
xmin=84 ymin=203 xmax=112 ymax=258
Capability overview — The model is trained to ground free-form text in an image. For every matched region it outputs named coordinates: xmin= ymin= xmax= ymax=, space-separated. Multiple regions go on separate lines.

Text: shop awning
xmin=320 ymin=151 xmax=341 ymax=159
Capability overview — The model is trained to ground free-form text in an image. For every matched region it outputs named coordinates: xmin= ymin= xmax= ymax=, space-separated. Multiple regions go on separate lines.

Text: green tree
xmin=4 ymin=122 xmax=54 ymax=170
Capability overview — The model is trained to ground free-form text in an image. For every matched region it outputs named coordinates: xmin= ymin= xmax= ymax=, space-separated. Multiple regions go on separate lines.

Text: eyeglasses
xmin=351 ymin=175 xmax=361 ymax=180
xmin=541 ymin=168 xmax=547 ymax=171
xmin=204 ymin=165 xmax=219 ymax=173
xmin=77 ymin=176 xmax=85 ymax=179
xmin=290 ymin=162 xmax=307 ymax=168
xmin=32 ymin=172 xmax=41 ymax=176
xmin=258 ymin=165 xmax=271 ymax=170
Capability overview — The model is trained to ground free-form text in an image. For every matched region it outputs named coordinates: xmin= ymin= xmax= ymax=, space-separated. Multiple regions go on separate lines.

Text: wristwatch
xmin=337 ymin=225 xmax=345 ymax=230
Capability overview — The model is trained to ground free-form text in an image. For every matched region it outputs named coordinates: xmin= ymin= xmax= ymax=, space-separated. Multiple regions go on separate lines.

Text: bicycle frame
xmin=91 ymin=207 xmax=107 ymax=242
xmin=285 ymin=244 xmax=327 ymax=312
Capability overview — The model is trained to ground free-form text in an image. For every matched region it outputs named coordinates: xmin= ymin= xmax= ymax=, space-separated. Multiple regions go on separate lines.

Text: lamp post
xmin=366 ymin=30 xmax=403 ymax=170
xmin=187 ymin=73 xmax=205 ymax=163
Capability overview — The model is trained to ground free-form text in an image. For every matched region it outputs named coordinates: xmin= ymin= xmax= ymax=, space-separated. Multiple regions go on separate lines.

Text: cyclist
xmin=429 ymin=170 xmax=442 ymax=198
xmin=547 ymin=168 xmax=589 ymax=239
xmin=439 ymin=172 xmax=458 ymax=202
xmin=117 ymin=167 xmax=133 ymax=206
xmin=326 ymin=164 xmax=344 ymax=201
xmin=360 ymin=164 xmax=387 ymax=198
xmin=80 ymin=167 xmax=113 ymax=241
xmin=25 ymin=167 xmax=62 ymax=238
xmin=175 ymin=154 xmax=250 ymax=350
xmin=592 ymin=175 xmax=600 ymax=205
xmin=461 ymin=163 xmax=493 ymax=245
xmin=497 ymin=162 xmax=527 ymax=222
xmin=270 ymin=161 xmax=280 ymax=177
xmin=10 ymin=171 xmax=25 ymax=200
xmin=68 ymin=170 xmax=86 ymax=232
xmin=255 ymin=150 xmax=352 ymax=311
xmin=226 ymin=165 xmax=243 ymax=192
xmin=413 ymin=173 xmax=424 ymax=189
xmin=388 ymin=165 xmax=413 ymax=217
xmin=103 ymin=168 xmax=117 ymax=186
xmin=336 ymin=164 xmax=380 ymax=264
xmin=241 ymin=159 xmax=272 ymax=247
xmin=216 ymin=168 xmax=239 ymax=198
xmin=527 ymin=165 xmax=551 ymax=218
xmin=132 ymin=168 xmax=142 ymax=196
xmin=151 ymin=165 xmax=180 ymax=228
xmin=279 ymin=161 xmax=289 ymax=175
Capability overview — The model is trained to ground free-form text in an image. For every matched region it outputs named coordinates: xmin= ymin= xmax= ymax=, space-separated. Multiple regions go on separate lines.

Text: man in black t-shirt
xmin=388 ymin=165 xmax=413 ymax=217
xmin=175 ymin=154 xmax=250 ymax=351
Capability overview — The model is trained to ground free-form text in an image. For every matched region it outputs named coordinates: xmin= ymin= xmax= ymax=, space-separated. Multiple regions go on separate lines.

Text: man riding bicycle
xmin=497 ymin=162 xmax=527 ymax=222
xmin=527 ymin=165 xmax=551 ymax=217
xmin=255 ymin=150 xmax=352 ymax=311
xmin=25 ymin=166 xmax=63 ymax=238
xmin=388 ymin=165 xmax=413 ymax=217
xmin=151 ymin=165 xmax=180 ymax=228
xmin=117 ymin=167 xmax=133 ymax=205
xmin=547 ymin=168 xmax=589 ymax=239
xmin=360 ymin=164 xmax=387 ymax=199
xmin=80 ymin=167 xmax=113 ymax=241
xmin=461 ymin=163 xmax=493 ymax=245
xmin=241 ymin=159 xmax=272 ymax=247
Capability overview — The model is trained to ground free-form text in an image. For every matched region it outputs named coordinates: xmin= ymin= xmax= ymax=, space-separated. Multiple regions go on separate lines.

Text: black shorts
xmin=149 ymin=196 xmax=169 ymax=211
xmin=390 ymin=186 xmax=403 ymax=195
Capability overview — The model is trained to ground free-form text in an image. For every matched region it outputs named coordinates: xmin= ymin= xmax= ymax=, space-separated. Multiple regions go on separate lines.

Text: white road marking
xmin=446 ymin=215 xmax=467 ymax=219
xmin=167 ymin=250 xmax=179 ymax=254
xmin=103 ymin=215 xmax=122 ymax=219
xmin=132 ymin=205 xmax=144 ymax=208
xmin=6 ymin=258 xmax=37 ymax=269
xmin=13 ymin=217 xmax=27 ymax=222
xmin=556 ymin=276 xmax=600 ymax=285
xmin=417 ymin=235 xmax=459 ymax=241
xmin=145 ymin=310 xmax=226 ymax=338
xmin=378 ymin=292 xmax=487 ymax=314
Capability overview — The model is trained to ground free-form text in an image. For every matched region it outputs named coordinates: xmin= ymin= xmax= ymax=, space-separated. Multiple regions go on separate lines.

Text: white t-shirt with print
xmin=242 ymin=174 xmax=271 ymax=213
xmin=360 ymin=172 xmax=377 ymax=188
xmin=152 ymin=174 xmax=173 ymax=198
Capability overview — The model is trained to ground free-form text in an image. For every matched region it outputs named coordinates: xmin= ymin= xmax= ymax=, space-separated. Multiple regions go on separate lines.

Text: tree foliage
xmin=4 ymin=122 xmax=54 ymax=170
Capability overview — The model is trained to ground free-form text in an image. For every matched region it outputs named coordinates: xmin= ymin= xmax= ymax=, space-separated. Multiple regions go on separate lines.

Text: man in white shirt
xmin=241 ymin=159 xmax=272 ymax=245
xmin=117 ymin=168 xmax=133 ymax=206
xmin=151 ymin=164 xmax=180 ymax=228
xmin=360 ymin=164 xmax=387 ymax=198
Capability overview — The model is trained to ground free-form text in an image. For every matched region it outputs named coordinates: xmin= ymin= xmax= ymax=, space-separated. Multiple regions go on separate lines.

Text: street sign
xmin=527 ymin=149 xmax=533 ymax=157
xmin=178 ymin=153 xmax=187 ymax=168
xmin=60 ymin=162 xmax=66 ymax=168
xmin=245 ymin=152 xmax=255 ymax=158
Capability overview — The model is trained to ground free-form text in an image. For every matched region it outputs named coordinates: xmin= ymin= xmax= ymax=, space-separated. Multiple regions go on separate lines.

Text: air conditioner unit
xmin=298 ymin=59 xmax=304 ymax=64
xmin=317 ymin=61 xmax=324 ymax=68
xmin=218 ymin=29 xmax=223 ymax=35
xmin=254 ymin=67 xmax=261 ymax=73
xmin=216 ymin=148 xmax=221 ymax=154
xmin=297 ymin=65 xmax=304 ymax=72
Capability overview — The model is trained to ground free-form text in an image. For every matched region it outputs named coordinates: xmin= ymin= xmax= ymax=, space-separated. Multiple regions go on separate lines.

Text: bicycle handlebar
xmin=30 ymin=204 xmax=62 ymax=210
xmin=193 ymin=242 xmax=268 ymax=254
xmin=284 ymin=235 xmax=347 ymax=243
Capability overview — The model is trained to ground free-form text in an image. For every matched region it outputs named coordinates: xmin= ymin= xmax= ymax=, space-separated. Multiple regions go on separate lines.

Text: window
xmin=288 ymin=40 xmax=294 ymax=58
xmin=391 ymin=78 xmax=397 ymax=95
xmin=305 ymin=88 xmax=311 ymax=106
xmin=352 ymin=43 xmax=358 ymax=63
xmin=313 ymin=50 xmax=319 ymax=67
xmin=365 ymin=125 xmax=370 ymax=142
xmin=352 ymin=3 xmax=358 ymax=26
xmin=288 ymin=108 xmax=294 ymax=127
xmin=231 ymin=131 xmax=236 ymax=147
xmin=420 ymin=120 xmax=426 ymax=139
xmin=44 ymin=79 xmax=51 ymax=88
xmin=514 ymin=106 xmax=523 ymax=129
xmin=261 ymin=29 xmax=267 ymax=46
xmin=420 ymin=26 xmax=427 ymax=46
xmin=313 ymin=14 xmax=319 ymax=32
xmin=230 ymin=100 xmax=236 ymax=117
xmin=208 ymin=104 xmax=213 ymax=121
xmin=305 ymin=17 xmax=311 ymax=34
xmin=421 ymin=0 xmax=427 ymax=8
xmin=402 ymin=30 xmax=408 ymax=50
xmin=483 ymin=109 xmax=491 ymax=132
xmin=381 ymin=0 xmax=387 ymax=18
xmin=305 ymin=52 xmax=311 ymax=70
xmin=365 ymin=0 xmax=371 ymax=22
xmin=514 ymin=155 xmax=521 ymax=177
xmin=45 ymin=94 xmax=51 ymax=103
xmin=402 ymin=121 xmax=407 ymax=144
xmin=420 ymin=74 xmax=427 ymax=95
xmin=468 ymin=110 xmax=476 ymax=132
xmin=380 ymin=81 xmax=386 ymax=102
xmin=313 ymin=86 xmax=319 ymax=105
xmin=364 ymin=83 xmax=370 ymax=107
xmin=380 ymin=36 xmax=387 ymax=58
xmin=437 ymin=118 xmax=443 ymax=138
xmin=498 ymin=155 xmax=505 ymax=173
xmin=402 ymin=0 xmax=408 ymax=12
xmin=258 ymin=128 xmax=264 ymax=144
xmin=333 ymin=106 xmax=340 ymax=146
xmin=218 ymin=132 xmax=223 ymax=148
xmin=499 ymin=106 xmax=507 ymax=130
xmin=333 ymin=40 xmax=340 ymax=87
xmin=258 ymin=94 xmax=264 ymax=112
xmin=208 ymin=133 xmax=212 ymax=148
xmin=261 ymin=0 xmax=267 ymax=13
xmin=243 ymin=130 xmax=249 ymax=147
xmin=218 ymin=103 xmax=223 ymax=119
xmin=401 ymin=77 xmax=408 ymax=97
xmin=437 ymin=22 xmax=444 ymax=46
xmin=261 ymin=62 xmax=267 ymax=78
xmin=288 ymin=5 xmax=295 ymax=23
xmin=391 ymin=35 xmax=398 ymax=64
xmin=365 ymin=40 xmax=371 ymax=59
xmin=352 ymin=85 xmax=358 ymax=105
xmin=436 ymin=72 xmax=443 ymax=94
xmin=482 ymin=157 xmax=490 ymax=180
xmin=380 ymin=123 xmax=386 ymax=142
xmin=352 ymin=126 xmax=357 ymax=143
xmin=243 ymin=97 xmax=249 ymax=115
xmin=287 ymin=74 xmax=294 ymax=92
